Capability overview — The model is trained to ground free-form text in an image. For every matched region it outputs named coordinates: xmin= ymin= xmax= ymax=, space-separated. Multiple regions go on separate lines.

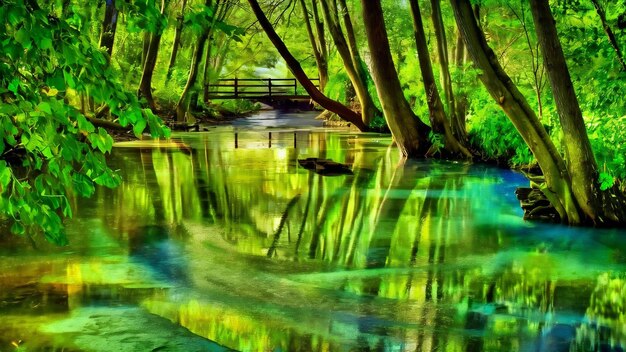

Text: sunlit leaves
xmin=0 ymin=0 xmax=169 ymax=244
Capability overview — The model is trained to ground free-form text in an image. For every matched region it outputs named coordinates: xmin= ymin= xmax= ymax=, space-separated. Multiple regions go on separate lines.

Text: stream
xmin=1 ymin=112 xmax=626 ymax=351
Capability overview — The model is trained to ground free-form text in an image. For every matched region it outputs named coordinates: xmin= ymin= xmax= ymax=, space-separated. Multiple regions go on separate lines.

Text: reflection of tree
xmin=89 ymin=133 xmax=591 ymax=351
xmin=578 ymin=273 xmax=626 ymax=349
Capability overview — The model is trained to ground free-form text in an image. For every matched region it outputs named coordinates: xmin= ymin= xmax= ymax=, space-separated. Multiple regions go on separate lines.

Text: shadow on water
xmin=2 ymin=122 xmax=626 ymax=351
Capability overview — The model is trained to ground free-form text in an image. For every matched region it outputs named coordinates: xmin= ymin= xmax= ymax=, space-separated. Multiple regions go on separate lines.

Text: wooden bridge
xmin=206 ymin=77 xmax=319 ymax=102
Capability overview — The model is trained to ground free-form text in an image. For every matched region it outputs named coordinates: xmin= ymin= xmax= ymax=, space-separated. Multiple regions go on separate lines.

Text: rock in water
xmin=298 ymin=158 xmax=353 ymax=176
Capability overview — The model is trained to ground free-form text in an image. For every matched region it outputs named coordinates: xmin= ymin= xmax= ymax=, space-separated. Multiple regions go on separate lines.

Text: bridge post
xmin=234 ymin=77 xmax=239 ymax=98
xmin=268 ymin=78 xmax=272 ymax=99
xmin=294 ymin=78 xmax=297 ymax=95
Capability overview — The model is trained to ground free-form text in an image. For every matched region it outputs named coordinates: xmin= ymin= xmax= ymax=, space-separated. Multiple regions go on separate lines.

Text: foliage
xmin=0 ymin=0 xmax=169 ymax=244
xmin=466 ymin=89 xmax=534 ymax=166
xmin=212 ymin=99 xmax=261 ymax=115
xmin=324 ymin=71 xmax=350 ymax=105
xmin=587 ymin=114 xmax=626 ymax=191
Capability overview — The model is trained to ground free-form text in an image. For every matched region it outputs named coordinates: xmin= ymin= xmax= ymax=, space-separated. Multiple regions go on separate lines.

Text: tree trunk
xmin=409 ymin=0 xmax=471 ymax=158
xmin=202 ymin=38 xmax=215 ymax=103
xmin=454 ymin=30 xmax=469 ymax=130
xmin=337 ymin=0 xmax=378 ymax=118
xmin=167 ymin=0 xmax=188 ymax=79
xmin=99 ymin=0 xmax=118 ymax=56
xmin=141 ymin=32 xmax=150 ymax=69
xmin=319 ymin=0 xmax=380 ymax=126
xmin=299 ymin=0 xmax=328 ymax=92
xmin=590 ymin=0 xmax=626 ymax=71
xmin=431 ymin=0 xmax=466 ymax=141
xmin=248 ymin=0 xmax=367 ymax=131
xmin=138 ymin=0 xmax=168 ymax=111
xmin=360 ymin=0 xmax=431 ymax=157
xmin=175 ymin=30 xmax=209 ymax=122
xmin=530 ymin=0 xmax=626 ymax=223
xmin=451 ymin=0 xmax=581 ymax=224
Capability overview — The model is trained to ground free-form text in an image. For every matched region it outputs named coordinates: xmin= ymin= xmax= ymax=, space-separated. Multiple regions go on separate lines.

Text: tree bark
xmin=337 ymin=0 xmax=377 ymax=114
xmin=319 ymin=0 xmax=380 ymax=126
xmin=248 ymin=0 xmax=367 ymax=131
xmin=454 ymin=30 xmax=468 ymax=130
xmin=361 ymin=0 xmax=431 ymax=157
xmin=431 ymin=0 xmax=466 ymax=141
xmin=167 ymin=0 xmax=188 ymax=79
xmin=530 ymin=0 xmax=626 ymax=224
xmin=138 ymin=0 xmax=168 ymax=111
xmin=176 ymin=29 xmax=209 ymax=122
xmin=299 ymin=0 xmax=328 ymax=92
xmin=409 ymin=0 xmax=470 ymax=158
xmin=451 ymin=0 xmax=581 ymax=224
xmin=99 ymin=0 xmax=118 ymax=57
xmin=590 ymin=0 xmax=626 ymax=71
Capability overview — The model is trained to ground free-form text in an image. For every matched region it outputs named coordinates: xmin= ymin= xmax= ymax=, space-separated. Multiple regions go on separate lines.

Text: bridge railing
xmin=206 ymin=78 xmax=320 ymax=99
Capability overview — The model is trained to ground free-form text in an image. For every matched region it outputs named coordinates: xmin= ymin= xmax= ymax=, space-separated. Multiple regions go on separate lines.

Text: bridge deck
xmin=206 ymin=78 xmax=318 ymax=101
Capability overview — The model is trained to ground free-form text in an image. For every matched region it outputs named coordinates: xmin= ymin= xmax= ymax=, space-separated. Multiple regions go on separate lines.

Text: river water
xmin=1 ymin=112 xmax=626 ymax=351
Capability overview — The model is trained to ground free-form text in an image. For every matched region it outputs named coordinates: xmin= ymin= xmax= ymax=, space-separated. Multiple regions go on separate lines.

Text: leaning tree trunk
xmin=99 ymin=0 xmax=118 ymax=56
xmin=451 ymin=0 xmax=581 ymax=224
xmin=590 ymin=0 xmax=626 ymax=72
xmin=138 ymin=0 xmax=168 ymax=111
xmin=248 ymin=0 xmax=367 ymax=131
xmin=319 ymin=0 xmax=380 ymax=126
xmin=167 ymin=0 xmax=188 ymax=79
xmin=360 ymin=0 xmax=431 ymax=157
xmin=409 ymin=0 xmax=471 ymax=158
xmin=530 ymin=0 xmax=626 ymax=224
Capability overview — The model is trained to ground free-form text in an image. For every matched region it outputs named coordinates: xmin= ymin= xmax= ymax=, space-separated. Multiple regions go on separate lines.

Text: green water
xmin=1 ymin=123 xmax=626 ymax=351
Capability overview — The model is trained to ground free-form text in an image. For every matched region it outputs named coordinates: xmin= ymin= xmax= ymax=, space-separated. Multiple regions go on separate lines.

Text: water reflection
xmin=1 ymin=127 xmax=626 ymax=351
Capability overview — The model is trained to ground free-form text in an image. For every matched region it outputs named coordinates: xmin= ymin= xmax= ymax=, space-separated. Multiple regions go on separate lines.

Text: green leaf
xmin=39 ymin=37 xmax=52 ymax=50
xmin=599 ymin=172 xmax=615 ymax=191
xmin=37 ymin=101 xmax=52 ymax=114
xmin=77 ymin=115 xmax=95 ymax=133
xmin=14 ymin=28 xmax=30 ymax=46
xmin=10 ymin=222 xmax=25 ymax=236
xmin=0 ymin=161 xmax=12 ymax=191
xmin=8 ymin=79 xmax=19 ymax=94
xmin=133 ymin=119 xmax=147 ymax=137
xmin=72 ymin=173 xmax=95 ymax=197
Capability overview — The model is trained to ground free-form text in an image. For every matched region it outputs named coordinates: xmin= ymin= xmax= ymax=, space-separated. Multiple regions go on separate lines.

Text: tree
xmin=590 ymin=0 xmax=626 ymax=72
xmin=360 ymin=0 xmax=430 ymax=157
xmin=408 ymin=0 xmax=471 ymax=158
xmin=298 ymin=0 xmax=329 ymax=93
xmin=247 ymin=0 xmax=368 ymax=131
xmin=430 ymin=0 xmax=465 ymax=140
xmin=138 ymin=0 xmax=169 ymax=110
xmin=167 ymin=0 xmax=189 ymax=79
xmin=529 ymin=0 xmax=626 ymax=223
xmin=319 ymin=0 xmax=381 ymax=126
xmin=451 ymin=0 xmax=580 ymax=223
xmin=451 ymin=0 xmax=626 ymax=225
xmin=176 ymin=0 xmax=214 ymax=122
xmin=99 ymin=0 xmax=118 ymax=56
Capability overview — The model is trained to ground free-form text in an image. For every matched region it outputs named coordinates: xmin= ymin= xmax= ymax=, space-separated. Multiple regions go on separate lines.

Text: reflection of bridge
xmin=206 ymin=78 xmax=319 ymax=102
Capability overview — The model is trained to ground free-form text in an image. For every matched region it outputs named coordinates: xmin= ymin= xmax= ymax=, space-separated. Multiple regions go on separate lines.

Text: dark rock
xmin=167 ymin=122 xmax=200 ymax=132
xmin=465 ymin=311 xmax=488 ymax=331
xmin=515 ymin=187 xmax=560 ymax=222
xmin=298 ymin=158 xmax=353 ymax=176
